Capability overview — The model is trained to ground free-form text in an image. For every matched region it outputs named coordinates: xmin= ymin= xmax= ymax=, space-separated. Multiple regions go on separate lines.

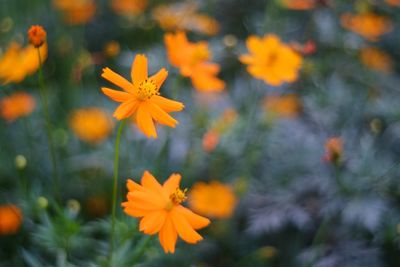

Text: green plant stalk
xmin=37 ymin=47 xmax=61 ymax=202
xmin=109 ymin=119 xmax=127 ymax=265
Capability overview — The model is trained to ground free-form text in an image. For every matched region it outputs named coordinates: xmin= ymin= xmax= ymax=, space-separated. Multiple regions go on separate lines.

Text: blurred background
xmin=1 ymin=0 xmax=400 ymax=266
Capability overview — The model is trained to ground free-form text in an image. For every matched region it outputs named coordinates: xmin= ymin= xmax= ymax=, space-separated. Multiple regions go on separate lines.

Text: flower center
xmin=265 ymin=52 xmax=278 ymax=67
xmin=190 ymin=46 xmax=209 ymax=65
xmin=137 ymin=79 xmax=159 ymax=100
xmin=170 ymin=188 xmax=187 ymax=204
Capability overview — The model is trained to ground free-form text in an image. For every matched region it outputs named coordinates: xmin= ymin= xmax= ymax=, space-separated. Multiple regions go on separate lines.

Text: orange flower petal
xmin=128 ymin=191 xmax=165 ymax=210
xmin=101 ymin=67 xmax=135 ymax=93
xmin=147 ymin=102 xmax=178 ymax=127
xmin=159 ymin=215 xmax=177 ymax=253
xmin=101 ymin=87 xmax=131 ymax=102
xmin=141 ymin=171 xmax=165 ymax=195
xmin=163 ymin=173 xmax=182 ymax=195
xmin=175 ymin=205 xmax=211 ymax=229
xmin=113 ymin=99 xmax=139 ymax=120
xmin=122 ymin=205 xmax=149 ymax=217
xmin=171 ymin=208 xmax=203 ymax=244
xmin=136 ymin=104 xmax=157 ymax=138
xmin=139 ymin=210 xmax=167 ymax=235
xmin=127 ymin=179 xmax=143 ymax=192
xmin=150 ymin=68 xmax=168 ymax=88
xmin=151 ymin=95 xmax=184 ymax=112
xmin=131 ymin=54 xmax=148 ymax=83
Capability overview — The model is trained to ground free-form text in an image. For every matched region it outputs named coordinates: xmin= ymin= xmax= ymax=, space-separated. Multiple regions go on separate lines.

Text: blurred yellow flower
xmin=188 ymin=181 xmax=237 ymax=219
xmin=360 ymin=47 xmax=392 ymax=74
xmin=53 ymin=0 xmax=96 ymax=25
xmin=341 ymin=12 xmax=392 ymax=41
xmin=111 ymin=0 xmax=147 ymax=16
xmin=0 ymin=204 xmax=22 ymax=235
xmin=0 ymin=42 xmax=47 ymax=84
xmin=165 ymin=31 xmax=225 ymax=92
xmin=324 ymin=137 xmax=343 ymax=164
xmin=153 ymin=2 xmax=219 ymax=36
xmin=122 ymin=171 xmax=210 ymax=253
xmin=101 ymin=54 xmax=184 ymax=138
xmin=385 ymin=0 xmax=400 ymax=6
xmin=263 ymin=94 xmax=301 ymax=118
xmin=240 ymin=34 xmax=303 ymax=86
xmin=0 ymin=92 xmax=36 ymax=122
xmin=69 ymin=108 xmax=114 ymax=144
xmin=27 ymin=25 xmax=46 ymax=48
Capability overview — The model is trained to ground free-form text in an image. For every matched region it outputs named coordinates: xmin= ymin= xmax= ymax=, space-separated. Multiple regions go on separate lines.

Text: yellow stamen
xmin=170 ymin=188 xmax=187 ymax=205
xmin=137 ymin=79 xmax=159 ymax=100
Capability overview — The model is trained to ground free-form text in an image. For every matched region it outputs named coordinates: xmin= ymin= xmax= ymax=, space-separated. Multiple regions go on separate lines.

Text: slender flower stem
xmin=109 ymin=119 xmax=127 ymax=265
xmin=36 ymin=48 xmax=61 ymax=202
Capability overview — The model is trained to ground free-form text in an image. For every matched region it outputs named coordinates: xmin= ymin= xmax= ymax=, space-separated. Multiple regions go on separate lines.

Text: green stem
xmin=109 ymin=119 xmax=127 ymax=265
xmin=37 ymin=47 xmax=61 ymax=202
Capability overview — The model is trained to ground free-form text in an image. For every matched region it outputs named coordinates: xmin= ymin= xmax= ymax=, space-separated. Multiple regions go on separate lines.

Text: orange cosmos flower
xmin=153 ymin=2 xmax=219 ymax=36
xmin=341 ymin=12 xmax=392 ymax=41
xmin=0 ymin=92 xmax=36 ymax=122
xmin=240 ymin=34 xmax=303 ymax=86
xmin=0 ymin=42 xmax=47 ymax=84
xmin=122 ymin=171 xmax=210 ymax=253
xmin=111 ymin=0 xmax=147 ymax=16
xmin=69 ymin=108 xmax=114 ymax=144
xmin=101 ymin=54 xmax=184 ymax=138
xmin=188 ymin=181 xmax=237 ymax=219
xmin=324 ymin=137 xmax=343 ymax=164
xmin=0 ymin=204 xmax=22 ymax=235
xmin=386 ymin=0 xmax=400 ymax=6
xmin=360 ymin=47 xmax=393 ymax=74
xmin=165 ymin=31 xmax=225 ymax=92
xmin=263 ymin=94 xmax=301 ymax=118
xmin=53 ymin=0 xmax=96 ymax=25
xmin=281 ymin=0 xmax=316 ymax=10
xmin=28 ymin=25 xmax=47 ymax=48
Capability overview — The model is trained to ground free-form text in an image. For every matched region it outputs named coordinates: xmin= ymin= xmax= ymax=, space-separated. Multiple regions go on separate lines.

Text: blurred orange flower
xmin=111 ymin=0 xmax=147 ymax=16
xmin=0 ymin=92 xmax=36 ymax=122
xmin=385 ymin=0 xmax=400 ymax=6
xmin=101 ymin=54 xmax=184 ymax=138
xmin=263 ymin=94 xmax=301 ymax=118
xmin=360 ymin=47 xmax=392 ymax=74
xmin=28 ymin=25 xmax=46 ymax=48
xmin=188 ymin=181 xmax=237 ymax=219
xmin=0 ymin=204 xmax=22 ymax=235
xmin=122 ymin=171 xmax=210 ymax=253
xmin=165 ymin=31 xmax=225 ymax=92
xmin=281 ymin=0 xmax=316 ymax=9
xmin=69 ymin=108 xmax=114 ymax=144
xmin=53 ymin=0 xmax=96 ymax=25
xmin=153 ymin=2 xmax=219 ymax=36
xmin=324 ymin=137 xmax=343 ymax=164
xmin=240 ymin=34 xmax=303 ymax=86
xmin=0 ymin=42 xmax=47 ymax=84
xmin=103 ymin=41 xmax=120 ymax=58
xmin=341 ymin=12 xmax=392 ymax=41
xmin=202 ymin=130 xmax=220 ymax=152
xmin=85 ymin=196 xmax=109 ymax=218
xmin=202 ymin=108 xmax=238 ymax=152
